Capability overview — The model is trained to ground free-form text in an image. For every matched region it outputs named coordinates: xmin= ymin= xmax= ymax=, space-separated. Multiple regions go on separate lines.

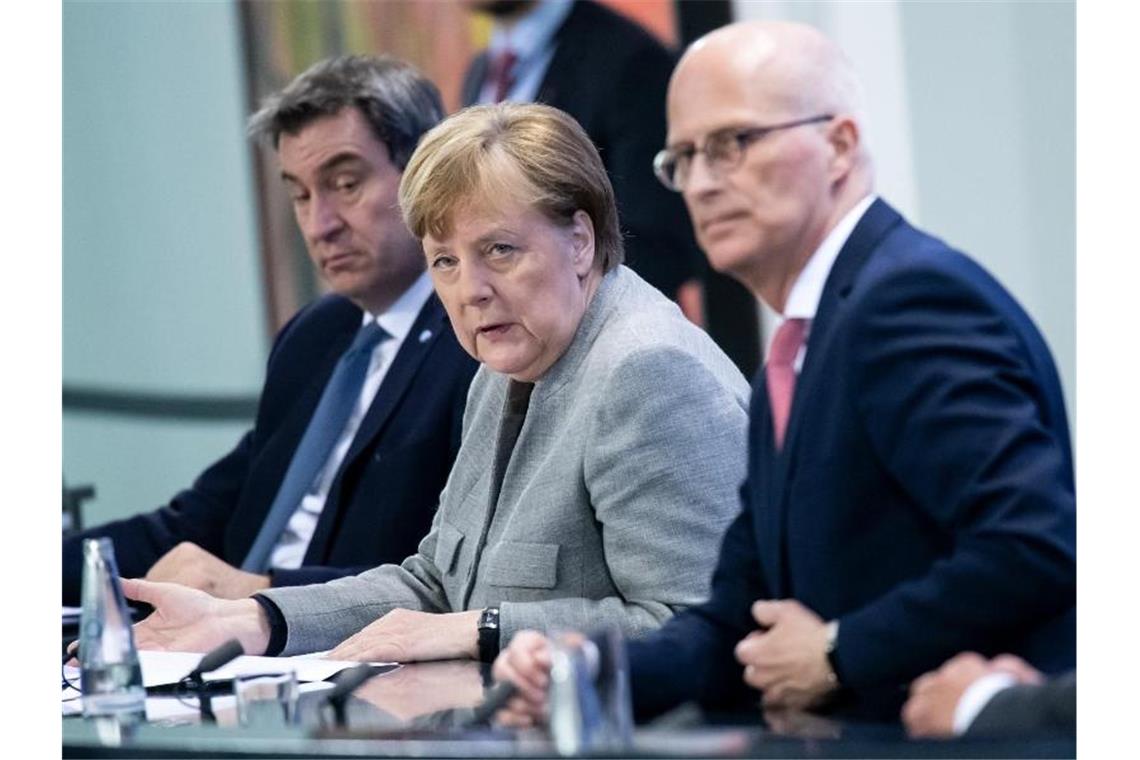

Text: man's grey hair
xmin=247 ymin=54 xmax=444 ymax=170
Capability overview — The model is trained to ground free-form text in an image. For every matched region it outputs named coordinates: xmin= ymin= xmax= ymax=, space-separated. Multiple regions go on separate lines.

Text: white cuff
xmin=953 ymin=671 xmax=1017 ymax=735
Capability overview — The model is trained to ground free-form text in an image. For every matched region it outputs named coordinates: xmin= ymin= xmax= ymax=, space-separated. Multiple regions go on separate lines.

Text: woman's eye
xmin=489 ymin=243 xmax=515 ymax=257
xmin=431 ymin=255 xmax=457 ymax=270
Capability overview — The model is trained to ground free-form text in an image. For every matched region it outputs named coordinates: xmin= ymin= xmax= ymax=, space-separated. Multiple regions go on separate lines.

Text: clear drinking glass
xmin=233 ymin=671 xmax=299 ymax=728
xmin=547 ymin=629 xmax=632 ymax=755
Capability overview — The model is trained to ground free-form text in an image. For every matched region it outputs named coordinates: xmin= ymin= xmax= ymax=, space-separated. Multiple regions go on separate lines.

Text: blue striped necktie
xmin=241 ymin=321 xmax=390 ymax=572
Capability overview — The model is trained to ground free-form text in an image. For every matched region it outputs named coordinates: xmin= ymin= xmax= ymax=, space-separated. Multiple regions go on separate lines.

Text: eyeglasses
xmin=653 ymin=114 xmax=834 ymax=192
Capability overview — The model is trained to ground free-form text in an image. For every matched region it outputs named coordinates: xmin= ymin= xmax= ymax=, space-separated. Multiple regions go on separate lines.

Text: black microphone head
xmin=327 ymin=663 xmax=378 ymax=704
xmin=189 ymin=638 xmax=244 ymax=682
xmin=467 ymin=680 xmax=518 ymax=726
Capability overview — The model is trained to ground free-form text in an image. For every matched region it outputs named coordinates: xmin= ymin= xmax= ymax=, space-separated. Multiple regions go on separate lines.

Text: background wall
xmin=63 ymin=0 xmax=265 ymax=525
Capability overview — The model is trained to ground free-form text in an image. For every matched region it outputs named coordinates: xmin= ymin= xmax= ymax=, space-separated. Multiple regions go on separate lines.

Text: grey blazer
xmin=262 ymin=266 xmax=750 ymax=655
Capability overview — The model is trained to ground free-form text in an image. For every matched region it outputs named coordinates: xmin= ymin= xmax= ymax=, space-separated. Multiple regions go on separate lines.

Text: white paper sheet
xmin=62 ymin=649 xmax=396 ymax=691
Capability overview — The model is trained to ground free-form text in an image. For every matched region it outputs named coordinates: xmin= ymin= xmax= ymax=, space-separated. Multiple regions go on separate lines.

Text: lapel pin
xmin=418 ymin=329 xmax=432 ymax=343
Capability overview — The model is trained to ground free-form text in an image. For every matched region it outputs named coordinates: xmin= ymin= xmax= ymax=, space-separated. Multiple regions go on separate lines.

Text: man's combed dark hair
xmin=247 ymin=54 xmax=444 ymax=169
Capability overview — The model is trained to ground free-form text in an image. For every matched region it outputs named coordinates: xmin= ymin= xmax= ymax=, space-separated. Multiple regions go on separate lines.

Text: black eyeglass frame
xmin=653 ymin=114 xmax=835 ymax=192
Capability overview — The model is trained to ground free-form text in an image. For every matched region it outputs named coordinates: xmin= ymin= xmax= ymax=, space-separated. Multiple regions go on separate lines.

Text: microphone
xmin=408 ymin=680 xmax=519 ymax=731
xmin=325 ymin=663 xmax=385 ymax=728
xmin=145 ymin=639 xmax=244 ymax=697
xmin=186 ymin=639 xmax=245 ymax=685
xmin=466 ymin=680 xmax=518 ymax=726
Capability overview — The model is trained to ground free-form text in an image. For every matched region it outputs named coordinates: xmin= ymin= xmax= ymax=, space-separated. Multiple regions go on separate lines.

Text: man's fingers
xmin=742 ymin=662 xmax=777 ymax=691
xmin=761 ymin=683 xmax=787 ymax=708
xmin=990 ymin=654 xmax=1043 ymax=684
xmin=733 ymin=630 xmax=765 ymax=665
xmin=492 ymin=685 xmax=547 ymax=728
xmin=909 ymin=671 xmax=937 ymax=695
xmin=495 ymin=707 xmax=536 ymax=729
xmin=750 ymin=600 xmax=784 ymax=628
xmin=511 ymin=631 xmax=550 ymax=657
xmin=496 ymin=637 xmax=550 ymax=690
xmin=901 ymin=696 xmax=930 ymax=736
xmin=943 ymin=651 xmax=984 ymax=672
xmin=495 ymin=654 xmax=547 ymax=702
xmin=742 ymin=663 xmax=761 ymax=689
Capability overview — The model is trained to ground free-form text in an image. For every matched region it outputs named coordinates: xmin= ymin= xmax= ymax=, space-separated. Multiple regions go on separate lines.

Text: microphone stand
xmin=164 ymin=639 xmax=244 ymax=724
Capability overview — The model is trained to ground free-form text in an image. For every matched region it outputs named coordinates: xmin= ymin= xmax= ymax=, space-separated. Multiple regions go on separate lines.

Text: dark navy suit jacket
xmin=462 ymin=0 xmax=702 ymax=298
xmin=625 ymin=200 xmax=1076 ymax=722
xmin=63 ymin=293 xmax=477 ymax=604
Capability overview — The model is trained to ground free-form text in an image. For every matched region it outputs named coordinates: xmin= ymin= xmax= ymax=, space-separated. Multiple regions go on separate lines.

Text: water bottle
xmin=78 ymin=538 xmax=145 ymax=718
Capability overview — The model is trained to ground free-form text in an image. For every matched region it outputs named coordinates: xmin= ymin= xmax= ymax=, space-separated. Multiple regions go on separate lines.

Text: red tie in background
xmin=766 ymin=318 xmax=807 ymax=449
xmin=489 ymin=49 xmax=518 ymax=102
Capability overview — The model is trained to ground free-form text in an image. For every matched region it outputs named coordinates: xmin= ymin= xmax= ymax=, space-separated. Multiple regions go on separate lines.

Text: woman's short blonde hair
xmin=399 ymin=103 xmax=624 ymax=272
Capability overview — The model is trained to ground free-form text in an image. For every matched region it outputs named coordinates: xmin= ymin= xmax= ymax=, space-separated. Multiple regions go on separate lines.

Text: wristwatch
xmin=824 ymin=619 xmax=841 ymax=687
xmin=477 ymin=607 xmax=501 ymax=663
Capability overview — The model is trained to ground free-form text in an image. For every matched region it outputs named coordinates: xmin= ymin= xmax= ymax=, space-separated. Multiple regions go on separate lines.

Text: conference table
xmin=62 ymin=658 xmax=1074 ymax=759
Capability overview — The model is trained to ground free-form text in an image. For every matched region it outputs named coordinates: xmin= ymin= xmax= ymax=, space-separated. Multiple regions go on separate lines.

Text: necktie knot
xmin=490 ymin=48 xmax=518 ymax=102
xmin=768 ymin=318 xmax=807 ymax=368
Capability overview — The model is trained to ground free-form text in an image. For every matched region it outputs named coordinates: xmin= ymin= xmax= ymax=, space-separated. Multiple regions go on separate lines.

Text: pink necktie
xmin=489 ymin=49 xmax=517 ymax=102
xmin=766 ymin=318 xmax=807 ymax=450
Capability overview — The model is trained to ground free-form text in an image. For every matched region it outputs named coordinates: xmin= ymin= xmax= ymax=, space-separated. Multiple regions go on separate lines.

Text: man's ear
xmin=826 ymin=115 xmax=860 ymax=185
xmin=568 ymin=210 xmax=597 ymax=278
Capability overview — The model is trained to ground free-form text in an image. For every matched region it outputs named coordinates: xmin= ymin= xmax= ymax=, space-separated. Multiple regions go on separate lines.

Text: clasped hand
xmin=901 ymin=652 xmax=1043 ymax=737
xmin=733 ymin=599 xmax=836 ymax=710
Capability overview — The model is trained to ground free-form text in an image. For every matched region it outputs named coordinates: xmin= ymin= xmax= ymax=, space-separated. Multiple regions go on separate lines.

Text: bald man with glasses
xmin=492 ymin=20 xmax=1075 ymax=725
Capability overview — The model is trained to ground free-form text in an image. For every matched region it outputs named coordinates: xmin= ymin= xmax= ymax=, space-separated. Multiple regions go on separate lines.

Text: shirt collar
xmin=782 ymin=194 xmax=876 ymax=321
xmin=488 ymin=0 xmax=572 ymax=63
xmin=362 ymin=270 xmax=433 ymax=344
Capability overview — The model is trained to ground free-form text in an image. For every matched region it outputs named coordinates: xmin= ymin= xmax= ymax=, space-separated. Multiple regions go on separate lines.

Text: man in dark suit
xmin=461 ymin=0 xmax=704 ymax=322
xmin=63 ymin=55 xmax=477 ymax=604
xmin=493 ymin=20 xmax=1075 ymax=724
xmin=902 ymin=652 xmax=1075 ymax=739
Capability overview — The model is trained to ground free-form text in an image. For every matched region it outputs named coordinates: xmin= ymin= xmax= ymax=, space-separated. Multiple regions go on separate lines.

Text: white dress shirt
xmin=954 ymin=672 xmax=1018 ymax=734
xmin=476 ymin=0 xmax=573 ymax=105
xmin=764 ymin=194 xmax=877 ymax=372
xmin=268 ymin=272 xmax=434 ymax=570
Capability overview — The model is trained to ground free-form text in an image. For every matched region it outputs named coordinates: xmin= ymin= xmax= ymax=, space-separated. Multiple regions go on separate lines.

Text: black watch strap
xmin=477 ymin=607 xmax=501 ymax=663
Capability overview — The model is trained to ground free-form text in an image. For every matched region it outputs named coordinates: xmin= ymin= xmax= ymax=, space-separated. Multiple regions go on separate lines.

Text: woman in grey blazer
xmin=125 ymin=103 xmax=749 ymax=665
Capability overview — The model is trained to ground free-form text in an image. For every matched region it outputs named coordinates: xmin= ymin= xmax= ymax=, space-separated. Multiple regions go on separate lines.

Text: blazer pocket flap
xmin=434 ymin=523 xmax=465 ymax=575
xmin=484 ymin=542 xmax=560 ymax=589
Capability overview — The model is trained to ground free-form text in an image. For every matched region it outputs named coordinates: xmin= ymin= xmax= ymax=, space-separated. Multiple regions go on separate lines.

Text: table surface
xmin=62 ymin=659 xmax=1075 ymax=759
